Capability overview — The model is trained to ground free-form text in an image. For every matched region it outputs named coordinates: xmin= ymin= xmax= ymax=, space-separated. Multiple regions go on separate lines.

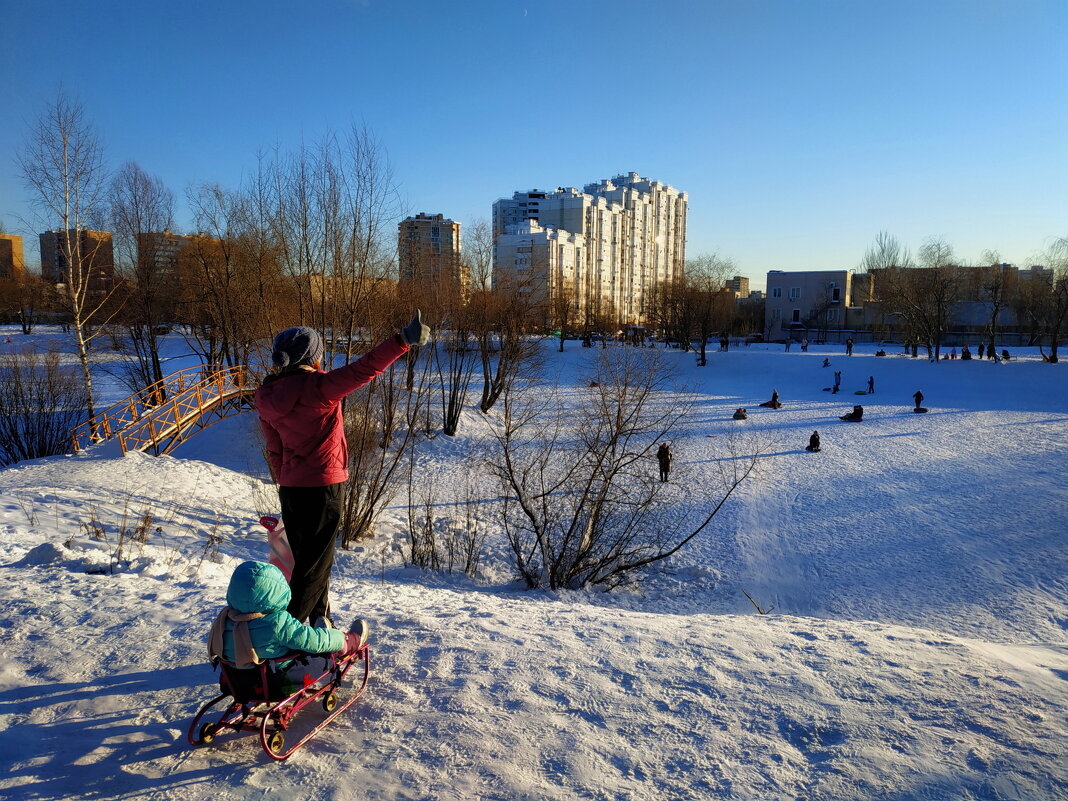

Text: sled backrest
xmin=216 ymin=653 xmax=311 ymax=703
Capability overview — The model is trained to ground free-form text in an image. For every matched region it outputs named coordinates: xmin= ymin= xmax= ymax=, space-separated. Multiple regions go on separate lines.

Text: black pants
xmin=279 ymin=483 xmax=345 ymax=623
xmin=659 ymin=467 xmax=669 ymax=482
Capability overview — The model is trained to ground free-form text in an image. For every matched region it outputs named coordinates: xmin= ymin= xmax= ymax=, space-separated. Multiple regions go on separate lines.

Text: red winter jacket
xmin=255 ymin=335 xmax=409 ymax=487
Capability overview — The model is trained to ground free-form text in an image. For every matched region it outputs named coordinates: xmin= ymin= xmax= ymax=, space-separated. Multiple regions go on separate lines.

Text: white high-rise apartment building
xmin=493 ymin=220 xmax=586 ymax=310
xmin=492 ymin=173 xmax=687 ymax=325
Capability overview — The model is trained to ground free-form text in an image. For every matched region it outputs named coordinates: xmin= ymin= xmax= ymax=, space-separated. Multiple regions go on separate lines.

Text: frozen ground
xmin=1 ymin=327 xmax=1065 ymax=800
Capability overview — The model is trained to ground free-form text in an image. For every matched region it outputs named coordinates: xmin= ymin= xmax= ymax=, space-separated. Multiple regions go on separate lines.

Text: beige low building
xmin=765 ymin=269 xmax=873 ymax=339
xmin=0 ymin=233 xmax=26 ymax=281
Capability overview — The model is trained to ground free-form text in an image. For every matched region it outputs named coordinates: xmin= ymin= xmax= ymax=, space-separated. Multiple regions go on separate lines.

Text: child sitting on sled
xmin=208 ymin=561 xmax=368 ymax=697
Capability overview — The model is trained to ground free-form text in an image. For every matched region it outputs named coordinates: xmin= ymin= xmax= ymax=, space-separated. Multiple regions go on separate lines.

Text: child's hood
xmin=226 ymin=561 xmax=291 ymax=614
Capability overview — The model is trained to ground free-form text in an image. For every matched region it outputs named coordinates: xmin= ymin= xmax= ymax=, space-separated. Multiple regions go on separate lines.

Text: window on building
xmin=772 ymin=287 xmax=782 ymax=298
xmin=792 ymin=309 xmax=801 ymax=323
xmin=789 ymin=287 xmax=801 ymax=300
xmin=831 ymin=287 xmax=841 ymax=302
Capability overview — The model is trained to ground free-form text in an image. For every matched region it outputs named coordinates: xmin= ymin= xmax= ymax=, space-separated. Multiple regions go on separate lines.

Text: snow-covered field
xmin=1 ymin=328 xmax=1066 ymax=800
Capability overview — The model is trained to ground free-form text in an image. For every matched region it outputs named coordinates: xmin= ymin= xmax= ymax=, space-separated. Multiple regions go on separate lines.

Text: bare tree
xmin=860 ymin=231 xmax=909 ymax=274
xmin=1015 ymin=237 xmax=1068 ymax=363
xmin=18 ymin=90 xmax=120 ymax=420
xmin=433 ymin=310 xmax=478 ymax=437
xmin=687 ymin=254 xmax=736 ymax=366
xmin=0 ymin=347 xmax=88 ymax=466
xmin=462 ymin=218 xmax=493 ymax=294
xmin=876 ymin=237 xmax=961 ymax=360
xmin=109 ymin=161 xmax=176 ymax=388
xmin=0 ymin=271 xmax=57 ymax=335
xmin=180 ymin=180 xmax=288 ymax=368
xmin=489 ymin=348 xmax=758 ymax=590
xmin=340 ymin=308 xmax=435 ymax=545
xmin=976 ymin=249 xmax=1012 ymax=360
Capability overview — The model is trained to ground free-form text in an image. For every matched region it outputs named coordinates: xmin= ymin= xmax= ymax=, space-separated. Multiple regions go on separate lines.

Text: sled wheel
xmin=267 ymin=730 xmax=285 ymax=755
xmin=322 ymin=691 xmax=338 ymax=712
xmin=198 ymin=722 xmax=217 ymax=745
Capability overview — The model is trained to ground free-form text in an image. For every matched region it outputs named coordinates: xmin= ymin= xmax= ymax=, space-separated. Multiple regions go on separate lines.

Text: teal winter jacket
xmin=220 ymin=561 xmax=344 ymax=664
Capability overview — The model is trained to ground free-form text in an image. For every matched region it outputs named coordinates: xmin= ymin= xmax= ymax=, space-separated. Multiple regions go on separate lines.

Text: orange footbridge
xmin=70 ymin=364 xmax=256 ymax=456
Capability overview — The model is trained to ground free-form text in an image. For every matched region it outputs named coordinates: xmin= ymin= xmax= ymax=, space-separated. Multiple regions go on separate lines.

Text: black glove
xmin=401 ymin=310 xmax=430 ymax=346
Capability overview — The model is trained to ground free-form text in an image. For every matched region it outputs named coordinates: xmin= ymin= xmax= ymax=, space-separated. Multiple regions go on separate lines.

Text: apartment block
xmin=493 ymin=220 xmax=586 ymax=311
xmin=492 ymin=173 xmax=687 ymax=325
xmin=39 ymin=229 xmax=115 ymax=294
xmin=726 ymin=275 xmax=750 ymax=298
xmin=765 ymin=269 xmax=873 ymax=337
xmin=398 ymin=213 xmax=465 ymax=293
xmin=0 ymin=233 xmax=26 ymax=281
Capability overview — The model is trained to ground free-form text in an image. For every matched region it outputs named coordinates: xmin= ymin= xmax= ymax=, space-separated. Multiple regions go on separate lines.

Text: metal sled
xmin=187 ymin=644 xmax=370 ymax=761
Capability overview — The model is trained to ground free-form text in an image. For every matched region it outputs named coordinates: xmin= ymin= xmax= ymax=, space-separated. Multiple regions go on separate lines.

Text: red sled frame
xmin=187 ymin=644 xmax=370 ymax=760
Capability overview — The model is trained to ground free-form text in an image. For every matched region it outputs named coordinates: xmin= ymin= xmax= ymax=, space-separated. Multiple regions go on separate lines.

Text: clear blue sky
xmin=2 ymin=0 xmax=1065 ymax=289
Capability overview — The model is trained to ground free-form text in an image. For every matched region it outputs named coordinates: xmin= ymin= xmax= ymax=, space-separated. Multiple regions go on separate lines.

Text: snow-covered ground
xmin=1 ymin=327 xmax=1066 ymax=800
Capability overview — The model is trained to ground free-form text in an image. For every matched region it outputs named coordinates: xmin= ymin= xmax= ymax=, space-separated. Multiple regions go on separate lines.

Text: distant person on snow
xmin=846 ymin=337 xmax=854 ymax=356
xmin=867 ymin=376 xmax=874 ymax=394
xmin=961 ymin=345 xmax=972 ymax=360
xmin=759 ymin=390 xmax=782 ymax=409
xmin=208 ymin=561 xmax=368 ymax=697
xmin=913 ymin=390 xmax=924 ymax=410
xmin=978 ymin=343 xmax=985 ymax=359
xmin=823 ymin=358 xmax=831 ymax=368
xmin=832 ymin=370 xmax=842 ymax=394
xmin=1001 ymin=349 xmax=1011 ymax=361
xmin=656 ymin=442 xmax=672 ymax=482
xmin=256 ymin=314 xmax=430 ymax=626
xmin=732 ymin=408 xmax=748 ymax=420
xmin=806 ymin=431 xmax=821 ymax=452
xmin=840 ymin=405 xmax=863 ymax=422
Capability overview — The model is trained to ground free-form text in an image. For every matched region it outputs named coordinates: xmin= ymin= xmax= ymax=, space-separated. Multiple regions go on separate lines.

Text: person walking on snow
xmin=255 ymin=313 xmax=430 ymax=626
xmin=846 ymin=337 xmax=854 ymax=356
xmin=867 ymin=376 xmax=874 ymax=394
xmin=913 ymin=390 xmax=924 ymax=410
xmin=656 ymin=442 xmax=672 ymax=482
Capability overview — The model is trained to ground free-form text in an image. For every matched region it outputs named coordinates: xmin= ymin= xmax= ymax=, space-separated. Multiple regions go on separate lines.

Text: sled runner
xmin=188 ymin=643 xmax=370 ymax=760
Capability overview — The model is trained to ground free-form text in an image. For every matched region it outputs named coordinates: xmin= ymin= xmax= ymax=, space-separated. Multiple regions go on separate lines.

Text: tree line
xmin=860 ymin=232 xmax=1068 ymax=363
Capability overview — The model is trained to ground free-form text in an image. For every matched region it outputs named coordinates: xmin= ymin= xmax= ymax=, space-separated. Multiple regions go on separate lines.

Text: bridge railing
xmin=70 ymin=364 xmax=254 ymax=454
xmin=117 ymin=365 xmax=254 ymax=455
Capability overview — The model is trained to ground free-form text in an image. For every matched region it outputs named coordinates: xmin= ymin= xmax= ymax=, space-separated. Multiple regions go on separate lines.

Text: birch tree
xmin=18 ymin=91 xmax=118 ymax=420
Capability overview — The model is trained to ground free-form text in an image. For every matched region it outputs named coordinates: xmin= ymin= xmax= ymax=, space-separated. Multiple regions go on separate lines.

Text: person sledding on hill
xmin=759 ymin=389 xmax=782 ymax=409
xmin=840 ymin=405 xmax=863 ymax=422
xmin=208 ymin=561 xmax=368 ymax=697
xmin=255 ymin=313 xmax=430 ymax=626
xmin=806 ymin=431 xmax=821 ymax=452
xmin=732 ymin=407 xmax=748 ymax=420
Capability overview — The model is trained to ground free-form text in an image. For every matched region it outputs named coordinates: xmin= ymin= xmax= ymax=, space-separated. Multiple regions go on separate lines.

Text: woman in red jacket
xmin=255 ymin=313 xmax=429 ymax=625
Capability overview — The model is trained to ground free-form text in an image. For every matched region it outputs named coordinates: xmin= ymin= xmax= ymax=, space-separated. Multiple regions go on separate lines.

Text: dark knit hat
xmin=271 ymin=326 xmax=324 ymax=369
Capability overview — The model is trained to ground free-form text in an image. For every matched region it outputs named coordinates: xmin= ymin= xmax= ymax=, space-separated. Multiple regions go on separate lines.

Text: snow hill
xmin=1 ymin=329 xmax=1066 ymax=800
